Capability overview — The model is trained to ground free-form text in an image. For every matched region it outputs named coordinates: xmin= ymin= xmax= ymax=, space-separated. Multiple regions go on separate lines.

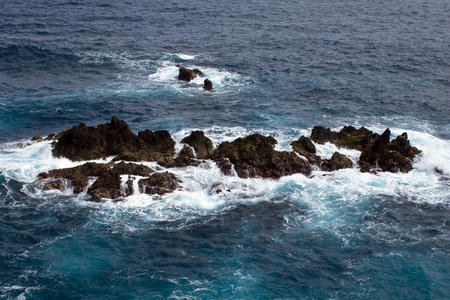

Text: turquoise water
xmin=1 ymin=0 xmax=449 ymax=298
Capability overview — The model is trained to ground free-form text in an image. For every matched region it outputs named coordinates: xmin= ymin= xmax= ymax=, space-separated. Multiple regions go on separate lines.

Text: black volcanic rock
xmin=203 ymin=79 xmax=213 ymax=91
xmin=178 ymin=67 xmax=203 ymax=82
xmin=311 ymin=126 xmax=377 ymax=151
xmin=37 ymin=118 xmax=424 ymax=202
xmin=389 ymin=132 xmax=421 ymax=160
xmin=39 ymin=162 xmax=154 ymax=201
xmin=291 ymin=136 xmax=321 ymax=165
xmin=213 ymin=134 xmax=311 ymax=179
xmin=310 ymin=126 xmax=334 ymax=144
xmin=359 ymin=129 xmax=421 ymax=173
xmin=181 ymin=131 xmax=213 ymax=159
xmin=52 ymin=116 xmax=176 ymax=164
xmin=53 ymin=117 xmax=138 ymax=161
xmin=310 ymin=126 xmax=420 ymax=173
xmin=138 ymin=172 xmax=181 ymax=195
xmin=171 ymin=146 xmax=199 ymax=167
xmin=330 ymin=152 xmax=353 ymax=171
xmin=39 ymin=162 xmax=110 ymax=194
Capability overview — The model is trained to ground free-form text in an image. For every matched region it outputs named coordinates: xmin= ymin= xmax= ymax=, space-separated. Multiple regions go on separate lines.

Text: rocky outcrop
xmin=39 ymin=162 xmax=110 ymax=194
xmin=43 ymin=179 xmax=64 ymax=191
xmin=138 ymin=172 xmax=181 ymax=195
xmin=203 ymin=79 xmax=213 ymax=91
xmin=171 ymin=146 xmax=199 ymax=168
xmin=178 ymin=67 xmax=203 ymax=82
xmin=181 ymin=131 xmax=213 ymax=159
xmin=116 ymin=129 xmax=176 ymax=164
xmin=310 ymin=126 xmax=420 ymax=173
xmin=330 ymin=152 xmax=353 ymax=171
xmin=52 ymin=116 xmax=175 ymax=164
xmin=35 ymin=118 xmax=423 ymax=201
xmin=359 ymin=129 xmax=421 ymax=173
xmin=291 ymin=136 xmax=321 ymax=165
xmin=213 ymin=134 xmax=311 ymax=179
xmin=311 ymin=126 xmax=377 ymax=151
xmin=39 ymin=162 xmax=155 ymax=201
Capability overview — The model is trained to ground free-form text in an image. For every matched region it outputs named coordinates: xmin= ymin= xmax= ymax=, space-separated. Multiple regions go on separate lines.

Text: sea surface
xmin=1 ymin=0 xmax=449 ymax=299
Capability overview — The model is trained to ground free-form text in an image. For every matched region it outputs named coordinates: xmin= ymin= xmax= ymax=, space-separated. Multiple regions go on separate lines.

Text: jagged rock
xmin=116 ymin=129 xmax=176 ymax=164
xmin=359 ymin=128 xmax=391 ymax=163
xmin=112 ymin=161 xmax=154 ymax=176
xmin=43 ymin=179 xmax=64 ymax=191
xmin=330 ymin=152 xmax=353 ymax=171
xmin=213 ymin=134 xmax=311 ymax=179
xmin=389 ymin=132 xmax=421 ymax=159
xmin=178 ymin=67 xmax=203 ymax=82
xmin=88 ymin=162 xmax=153 ymax=201
xmin=203 ymin=79 xmax=213 ymax=91
xmin=38 ymin=162 xmax=154 ymax=201
xmin=88 ymin=169 xmax=123 ymax=201
xmin=45 ymin=133 xmax=57 ymax=140
xmin=32 ymin=136 xmax=42 ymax=141
xmin=52 ymin=116 xmax=176 ymax=164
xmin=216 ymin=159 xmax=234 ymax=176
xmin=171 ymin=146 xmax=199 ymax=167
xmin=138 ymin=172 xmax=181 ymax=195
xmin=291 ymin=136 xmax=321 ymax=165
xmin=137 ymin=130 xmax=175 ymax=155
xmin=310 ymin=126 xmax=334 ymax=144
xmin=38 ymin=162 xmax=110 ymax=194
xmin=359 ymin=129 xmax=420 ymax=173
xmin=53 ymin=116 xmax=138 ymax=161
xmin=291 ymin=136 xmax=316 ymax=155
xmin=310 ymin=126 xmax=420 ymax=173
xmin=311 ymin=126 xmax=377 ymax=151
xmin=181 ymin=131 xmax=213 ymax=159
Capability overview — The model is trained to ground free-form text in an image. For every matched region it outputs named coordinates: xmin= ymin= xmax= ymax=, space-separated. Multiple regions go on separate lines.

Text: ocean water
xmin=1 ymin=0 xmax=449 ymax=299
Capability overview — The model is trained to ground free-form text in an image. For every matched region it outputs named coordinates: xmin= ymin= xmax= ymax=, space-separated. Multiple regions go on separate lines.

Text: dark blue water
xmin=1 ymin=0 xmax=449 ymax=299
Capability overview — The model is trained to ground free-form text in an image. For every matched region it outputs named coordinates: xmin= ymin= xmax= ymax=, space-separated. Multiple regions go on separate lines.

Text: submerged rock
xmin=213 ymin=134 xmax=311 ymax=179
xmin=178 ymin=67 xmax=203 ymax=82
xmin=209 ymin=183 xmax=231 ymax=195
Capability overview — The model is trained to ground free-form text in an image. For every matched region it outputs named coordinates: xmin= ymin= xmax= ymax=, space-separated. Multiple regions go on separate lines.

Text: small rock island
xmin=35 ymin=117 xmax=421 ymax=201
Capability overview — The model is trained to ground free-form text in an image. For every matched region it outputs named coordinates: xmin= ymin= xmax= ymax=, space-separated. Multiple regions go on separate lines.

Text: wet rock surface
xmin=39 ymin=162 xmax=154 ymax=201
xmin=203 ymin=79 xmax=213 ymax=91
xmin=36 ymin=118 xmax=422 ymax=201
xmin=138 ymin=172 xmax=181 ymax=195
xmin=330 ymin=152 xmax=353 ymax=171
xmin=177 ymin=67 xmax=203 ymax=82
xmin=181 ymin=130 xmax=213 ymax=159
xmin=53 ymin=116 xmax=175 ymax=163
xmin=213 ymin=134 xmax=311 ymax=179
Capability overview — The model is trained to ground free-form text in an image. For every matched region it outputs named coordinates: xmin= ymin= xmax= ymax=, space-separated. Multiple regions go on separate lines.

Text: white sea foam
xmin=0 ymin=140 xmax=114 ymax=183
xmin=0 ymin=125 xmax=448 ymax=230
xmin=173 ymin=53 xmax=198 ymax=60
xmin=147 ymin=63 xmax=246 ymax=92
xmin=148 ymin=54 xmax=250 ymax=93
